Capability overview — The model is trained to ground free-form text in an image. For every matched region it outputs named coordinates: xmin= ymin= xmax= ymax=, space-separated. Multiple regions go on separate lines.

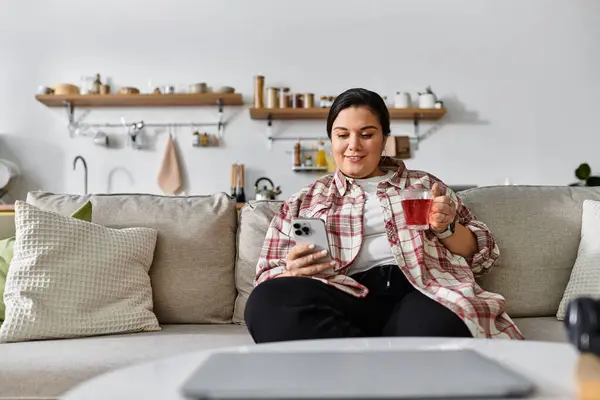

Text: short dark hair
xmin=326 ymin=88 xmax=391 ymax=139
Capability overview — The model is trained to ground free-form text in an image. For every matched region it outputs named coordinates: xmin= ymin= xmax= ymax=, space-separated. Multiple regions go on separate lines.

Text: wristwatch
xmin=433 ymin=221 xmax=456 ymax=240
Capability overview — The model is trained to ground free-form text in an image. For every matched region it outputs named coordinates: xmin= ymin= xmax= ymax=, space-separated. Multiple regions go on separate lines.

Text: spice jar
xmin=266 ymin=87 xmax=279 ymax=108
xmin=292 ymin=94 xmax=304 ymax=108
xmin=304 ymin=155 xmax=313 ymax=167
xmin=279 ymin=87 xmax=290 ymax=108
xmin=304 ymin=93 xmax=315 ymax=108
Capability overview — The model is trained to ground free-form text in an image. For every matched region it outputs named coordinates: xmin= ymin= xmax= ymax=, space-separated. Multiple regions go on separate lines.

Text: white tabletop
xmin=62 ymin=337 xmax=580 ymax=400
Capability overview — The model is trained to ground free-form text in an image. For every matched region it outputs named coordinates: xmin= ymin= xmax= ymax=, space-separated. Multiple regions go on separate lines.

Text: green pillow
xmin=70 ymin=200 xmax=93 ymax=222
xmin=0 ymin=201 xmax=93 ymax=322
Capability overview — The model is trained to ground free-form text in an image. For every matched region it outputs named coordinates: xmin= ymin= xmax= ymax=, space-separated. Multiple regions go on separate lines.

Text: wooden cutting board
xmin=0 ymin=204 xmax=15 ymax=213
xmin=578 ymin=354 xmax=600 ymax=400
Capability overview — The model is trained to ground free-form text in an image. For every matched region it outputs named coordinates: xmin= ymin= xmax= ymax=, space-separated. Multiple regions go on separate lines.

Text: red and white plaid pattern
xmin=255 ymin=159 xmax=524 ymax=339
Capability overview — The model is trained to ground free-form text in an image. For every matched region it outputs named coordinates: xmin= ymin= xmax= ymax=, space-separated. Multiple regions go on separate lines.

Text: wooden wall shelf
xmin=36 ymin=93 xmax=244 ymax=108
xmin=250 ymin=107 xmax=446 ymax=121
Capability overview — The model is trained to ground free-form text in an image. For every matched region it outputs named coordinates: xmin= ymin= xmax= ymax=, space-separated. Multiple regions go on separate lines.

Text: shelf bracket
xmin=63 ymin=100 xmax=75 ymax=124
xmin=64 ymin=100 xmax=76 ymax=137
xmin=412 ymin=115 xmax=421 ymax=151
xmin=266 ymin=113 xmax=274 ymax=150
xmin=217 ymin=98 xmax=224 ymax=138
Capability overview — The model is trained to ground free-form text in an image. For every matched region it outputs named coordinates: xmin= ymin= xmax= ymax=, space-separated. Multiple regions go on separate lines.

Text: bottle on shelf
xmin=192 ymin=130 xmax=200 ymax=147
xmin=315 ymin=140 xmax=327 ymax=168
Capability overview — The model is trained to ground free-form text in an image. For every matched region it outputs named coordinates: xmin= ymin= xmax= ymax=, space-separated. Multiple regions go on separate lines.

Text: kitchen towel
xmin=158 ymin=135 xmax=182 ymax=195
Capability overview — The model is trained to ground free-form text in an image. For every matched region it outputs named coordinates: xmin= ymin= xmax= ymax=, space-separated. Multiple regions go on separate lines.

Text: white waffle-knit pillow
xmin=0 ymin=201 xmax=160 ymax=342
xmin=557 ymin=199 xmax=600 ymax=320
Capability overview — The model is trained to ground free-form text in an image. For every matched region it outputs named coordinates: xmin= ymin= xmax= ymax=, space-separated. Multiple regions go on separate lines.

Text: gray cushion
xmin=0 ymin=324 xmax=253 ymax=399
xmin=459 ymin=186 xmax=600 ymax=317
xmin=513 ymin=317 xmax=568 ymax=343
xmin=233 ymin=201 xmax=283 ymax=324
xmin=26 ymin=191 xmax=238 ymax=324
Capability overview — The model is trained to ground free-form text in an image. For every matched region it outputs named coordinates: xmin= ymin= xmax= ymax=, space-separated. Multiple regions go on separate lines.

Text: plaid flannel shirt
xmin=255 ymin=159 xmax=524 ymax=340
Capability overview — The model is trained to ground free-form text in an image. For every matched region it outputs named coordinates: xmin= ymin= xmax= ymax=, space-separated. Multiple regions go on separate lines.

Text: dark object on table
xmin=565 ymin=297 xmax=600 ymax=356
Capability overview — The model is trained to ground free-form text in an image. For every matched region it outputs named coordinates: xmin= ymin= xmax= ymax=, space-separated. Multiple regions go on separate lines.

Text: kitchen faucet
xmin=73 ymin=155 xmax=88 ymax=195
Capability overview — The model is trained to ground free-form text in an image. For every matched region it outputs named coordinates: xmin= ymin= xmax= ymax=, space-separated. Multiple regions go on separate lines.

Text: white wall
xmin=1 ymin=0 xmax=599 ymax=201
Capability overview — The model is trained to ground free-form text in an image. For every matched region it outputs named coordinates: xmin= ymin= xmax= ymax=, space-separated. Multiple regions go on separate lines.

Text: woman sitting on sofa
xmin=244 ymin=88 xmax=524 ymax=342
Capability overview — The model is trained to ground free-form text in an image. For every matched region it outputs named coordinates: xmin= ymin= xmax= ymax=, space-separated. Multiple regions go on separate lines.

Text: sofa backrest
xmin=26 ymin=191 xmax=237 ymax=324
xmin=234 ymin=186 xmax=600 ymax=321
xmin=459 ymin=185 xmax=600 ymax=317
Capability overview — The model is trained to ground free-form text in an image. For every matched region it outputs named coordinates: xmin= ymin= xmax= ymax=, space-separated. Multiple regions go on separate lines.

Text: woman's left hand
xmin=429 ymin=183 xmax=457 ymax=233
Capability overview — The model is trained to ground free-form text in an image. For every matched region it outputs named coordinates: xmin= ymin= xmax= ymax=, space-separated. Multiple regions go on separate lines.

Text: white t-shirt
xmin=347 ymin=171 xmax=397 ymax=276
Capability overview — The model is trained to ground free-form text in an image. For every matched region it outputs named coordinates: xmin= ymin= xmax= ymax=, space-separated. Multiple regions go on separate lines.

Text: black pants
xmin=244 ymin=265 xmax=472 ymax=343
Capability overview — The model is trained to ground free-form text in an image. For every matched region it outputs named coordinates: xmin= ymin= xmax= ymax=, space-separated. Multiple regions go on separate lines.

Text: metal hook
xmin=266 ymin=113 xmax=273 ymax=136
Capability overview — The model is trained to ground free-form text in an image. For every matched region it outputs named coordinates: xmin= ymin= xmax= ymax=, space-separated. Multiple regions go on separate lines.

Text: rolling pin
xmin=237 ymin=164 xmax=246 ymax=203
xmin=231 ymin=164 xmax=237 ymax=199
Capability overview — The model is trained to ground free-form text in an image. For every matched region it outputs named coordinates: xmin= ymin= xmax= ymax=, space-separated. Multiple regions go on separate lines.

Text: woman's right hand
xmin=280 ymin=243 xmax=336 ymax=278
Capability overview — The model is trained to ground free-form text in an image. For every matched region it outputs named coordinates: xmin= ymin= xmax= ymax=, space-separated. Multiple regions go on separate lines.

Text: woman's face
xmin=330 ymin=106 xmax=386 ymax=179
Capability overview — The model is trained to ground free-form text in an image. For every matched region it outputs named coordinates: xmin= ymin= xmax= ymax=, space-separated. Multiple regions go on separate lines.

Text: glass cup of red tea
xmin=400 ymin=188 xmax=434 ymax=230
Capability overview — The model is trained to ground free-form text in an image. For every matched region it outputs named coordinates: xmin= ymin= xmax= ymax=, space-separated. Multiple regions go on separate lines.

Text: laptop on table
xmin=180 ymin=349 xmax=535 ymax=399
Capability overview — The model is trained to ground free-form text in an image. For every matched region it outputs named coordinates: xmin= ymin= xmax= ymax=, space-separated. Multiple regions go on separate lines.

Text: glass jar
xmin=266 ymin=87 xmax=279 ymax=108
xmin=304 ymin=93 xmax=315 ymax=108
xmin=279 ymin=87 xmax=290 ymax=108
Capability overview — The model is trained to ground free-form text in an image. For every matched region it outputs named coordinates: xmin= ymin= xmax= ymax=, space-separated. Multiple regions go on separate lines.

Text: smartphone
xmin=291 ymin=218 xmax=335 ymax=275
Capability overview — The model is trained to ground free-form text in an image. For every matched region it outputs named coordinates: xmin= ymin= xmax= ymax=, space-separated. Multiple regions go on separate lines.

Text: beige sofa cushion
xmin=512 ymin=317 xmax=568 ymax=343
xmin=26 ymin=192 xmax=237 ymax=324
xmin=459 ymin=186 xmax=600 ymax=318
xmin=0 ymin=324 xmax=253 ymax=399
xmin=233 ymin=201 xmax=283 ymax=324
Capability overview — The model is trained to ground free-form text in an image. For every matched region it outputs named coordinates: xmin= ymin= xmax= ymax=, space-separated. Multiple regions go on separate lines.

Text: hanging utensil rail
xmin=63 ymin=98 xmax=228 ymax=138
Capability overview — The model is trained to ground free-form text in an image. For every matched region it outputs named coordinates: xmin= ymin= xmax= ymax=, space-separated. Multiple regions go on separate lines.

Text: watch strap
xmin=434 ymin=221 xmax=455 ymax=240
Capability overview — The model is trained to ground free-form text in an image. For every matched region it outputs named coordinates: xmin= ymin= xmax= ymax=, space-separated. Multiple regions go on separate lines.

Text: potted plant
xmin=569 ymin=163 xmax=600 ymax=186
